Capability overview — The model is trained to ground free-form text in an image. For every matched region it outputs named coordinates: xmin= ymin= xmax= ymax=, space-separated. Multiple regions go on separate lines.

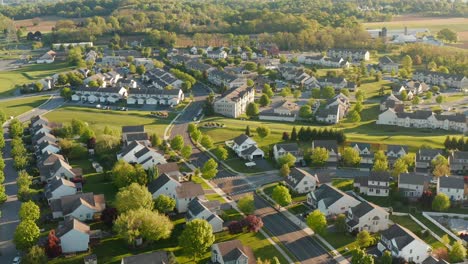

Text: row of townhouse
xmin=143 ymin=68 xmax=183 ymax=90
xmin=327 ymin=48 xmax=370 ymax=61
xmin=126 ymin=87 xmax=185 ymax=106
xmin=207 ymin=68 xmax=246 ymax=88
xmin=377 ymin=109 xmax=468 ymax=133
xmin=71 ymin=86 xmax=127 ymax=104
xmin=213 ymin=84 xmax=255 ymax=118
xmin=392 ymin=81 xmax=429 ymax=99
xmin=413 ymin=71 xmax=467 ymax=91
xmin=259 ymin=100 xmax=299 ymax=122
xmin=297 ymin=54 xmax=350 ymax=68
xmin=315 ymin=93 xmax=351 ymax=124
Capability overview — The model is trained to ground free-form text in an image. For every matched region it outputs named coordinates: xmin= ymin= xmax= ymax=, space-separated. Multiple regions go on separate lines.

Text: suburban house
xmin=398 ymin=173 xmax=426 ymax=199
xmin=316 ymin=77 xmax=349 ymax=91
xmin=415 ymin=149 xmax=444 ymax=170
xmin=213 ymin=85 xmax=255 ymax=118
xmin=144 ymin=68 xmax=183 ymax=90
xmin=378 ymin=224 xmax=431 ymax=264
xmin=37 ymin=50 xmax=56 ymax=64
xmin=259 ymin=100 xmax=299 ymax=122
xmin=226 ymin=134 xmax=264 ymax=161
xmin=207 ymin=49 xmax=227 ymax=59
xmin=32 ymin=131 xmax=57 ymax=145
xmin=186 ymin=198 xmax=224 ymax=233
xmin=208 ymin=69 xmax=246 ymax=88
xmin=448 ymin=151 xmax=468 ymax=174
xmin=307 ymin=184 xmax=360 ymax=217
xmin=350 ymin=142 xmax=373 ymax=165
xmin=298 ymin=55 xmax=350 ymax=68
xmin=377 ymin=109 xmax=467 ymax=133
xmin=437 ymin=176 xmax=465 ymax=202
xmin=311 ymin=140 xmax=340 ymax=163
xmin=121 ymin=125 xmax=151 ymax=146
xmin=316 ymin=94 xmax=350 ymax=124
xmin=45 ymin=176 xmax=82 ymax=203
xmin=285 ymin=167 xmax=319 ymax=194
xmin=126 ymin=87 xmax=185 ymax=106
xmin=50 ymin=192 xmax=106 ymax=220
xmin=148 ymin=174 xmax=205 ymax=213
xmin=185 ymin=59 xmax=213 ymax=73
xmin=273 ymin=143 xmax=303 ymax=163
xmin=354 ymin=171 xmax=391 ymax=197
xmin=121 ymin=251 xmax=172 ymax=264
xmin=211 ymin=240 xmax=256 ymax=264
xmin=327 ymin=48 xmax=370 ymax=61
xmin=30 ymin=115 xmax=49 ymax=128
xmin=413 ymin=71 xmax=468 ymax=91
xmin=52 ymin=42 xmax=93 ymax=49
xmin=346 ymin=200 xmax=390 ymax=233
xmin=56 ymin=218 xmax=90 ymax=254
xmin=379 ymin=93 xmax=404 ymax=112
xmin=37 ymin=140 xmax=61 ymax=155
xmin=40 ymin=158 xmax=82 ymax=182
xmin=84 ymin=71 xmax=121 ymax=88
xmin=386 ymin=145 xmax=409 ymax=165
xmin=134 ymin=58 xmax=155 ymax=70
xmin=117 ymin=141 xmax=167 ymax=170
xmin=405 ymin=81 xmax=429 ymax=95
xmin=379 ymin=56 xmax=399 ymax=72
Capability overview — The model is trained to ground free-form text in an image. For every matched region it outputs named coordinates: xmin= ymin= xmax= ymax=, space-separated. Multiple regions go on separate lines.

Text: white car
xmin=96 ymin=104 xmax=101 ymax=109
xmin=12 ymin=256 xmax=21 ymax=264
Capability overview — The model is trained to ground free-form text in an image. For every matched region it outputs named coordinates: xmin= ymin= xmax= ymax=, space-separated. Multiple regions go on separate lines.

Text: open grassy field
xmin=0 ymin=95 xmax=50 ymax=117
xmin=14 ymin=16 xmax=83 ymax=33
xmin=44 ymin=106 xmax=174 ymax=136
xmin=0 ymin=62 xmax=74 ymax=97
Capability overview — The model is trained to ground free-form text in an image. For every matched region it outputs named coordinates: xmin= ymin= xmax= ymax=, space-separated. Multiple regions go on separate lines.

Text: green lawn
xmin=0 ymin=95 xmax=50 ymax=117
xmin=331 ymin=178 xmax=354 ymax=191
xmin=390 ymin=215 xmax=447 ymax=250
xmin=44 ymin=106 xmax=174 ymax=137
xmin=82 ymin=172 xmax=118 ymax=205
xmin=287 ymin=203 xmax=308 ymax=215
xmin=0 ymin=62 xmax=74 ymax=97
xmin=205 ymin=193 xmax=225 ymax=203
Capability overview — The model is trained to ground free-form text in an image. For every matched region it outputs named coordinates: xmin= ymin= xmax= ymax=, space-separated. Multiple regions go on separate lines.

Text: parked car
xmin=12 ymin=256 xmax=21 ymax=264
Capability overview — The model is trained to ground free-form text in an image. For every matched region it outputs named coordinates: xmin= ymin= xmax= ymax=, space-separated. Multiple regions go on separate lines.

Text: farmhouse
xmin=346 ymin=200 xmax=389 ymax=233
xmin=56 ymin=218 xmax=90 ymax=254
xmin=211 ymin=240 xmax=256 ymax=264
xmin=214 ymin=85 xmax=255 ymax=118
xmin=354 ymin=171 xmax=391 ymax=197
xmin=307 ymin=184 xmax=360 ymax=217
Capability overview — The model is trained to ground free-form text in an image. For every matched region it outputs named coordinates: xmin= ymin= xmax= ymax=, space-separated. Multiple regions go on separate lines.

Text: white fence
xmin=422 ymin=212 xmax=466 ymax=246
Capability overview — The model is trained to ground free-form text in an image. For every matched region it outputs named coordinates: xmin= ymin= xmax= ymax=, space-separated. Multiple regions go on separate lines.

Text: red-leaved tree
xmin=228 ymin=221 xmax=244 ymax=234
xmin=45 ymin=230 xmax=62 ymax=258
xmin=243 ymin=215 xmax=263 ymax=233
xmin=100 ymin=207 xmax=118 ymax=227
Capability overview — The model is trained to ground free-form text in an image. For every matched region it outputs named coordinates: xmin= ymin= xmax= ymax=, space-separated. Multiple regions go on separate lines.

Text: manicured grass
xmin=82 ymin=172 xmax=118 ymax=205
xmin=191 ymin=175 xmax=211 ymax=190
xmin=0 ymin=62 xmax=74 ymax=97
xmin=221 ymin=208 xmax=243 ymax=221
xmin=287 ymin=203 xmax=308 ymax=215
xmin=224 ymin=158 xmax=273 ymax=173
xmin=332 ymin=178 xmax=354 ymax=191
xmin=390 ymin=215 xmax=447 ymax=249
xmin=358 ymin=79 xmax=393 ymax=99
xmin=205 ymin=193 xmax=225 ymax=203
xmin=363 ymin=17 xmax=468 ymax=34
xmin=324 ymin=231 xmax=359 ymax=255
xmin=0 ymin=95 xmax=50 ymax=117
xmin=45 ymin=106 xmax=174 ymax=137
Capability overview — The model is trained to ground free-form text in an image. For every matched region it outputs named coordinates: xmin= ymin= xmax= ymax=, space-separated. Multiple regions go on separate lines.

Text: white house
xmin=415 ymin=149 xmax=444 ymax=170
xmin=117 ymin=141 xmax=167 ymax=170
xmin=226 ymin=134 xmax=264 ymax=161
xmin=45 ymin=176 xmax=81 ymax=203
xmin=378 ymin=224 xmax=431 ymax=264
xmin=437 ymin=176 xmax=465 ymax=202
xmin=449 ymin=151 xmax=468 ymax=174
xmin=327 ymin=48 xmax=370 ymax=61
xmin=186 ymin=198 xmax=224 ymax=233
xmin=398 ymin=173 xmax=426 ymax=199
xmin=285 ymin=168 xmax=318 ymax=194
xmin=207 ymin=49 xmax=227 ymax=59
xmin=386 ymin=145 xmax=409 ymax=165
xmin=354 ymin=171 xmax=391 ymax=197
xmin=346 ymin=200 xmax=389 ymax=233
xmin=50 ymin=193 xmax=106 ymax=221
xmin=44 ymin=158 xmax=80 ymax=181
xmin=56 ymin=218 xmax=90 ymax=254
xmin=350 ymin=142 xmax=373 ymax=165
xmin=211 ymin=240 xmax=256 ymax=264
xmin=307 ymin=184 xmax=360 ymax=217
xmin=37 ymin=50 xmax=56 ymax=64
xmin=273 ymin=143 xmax=303 ymax=163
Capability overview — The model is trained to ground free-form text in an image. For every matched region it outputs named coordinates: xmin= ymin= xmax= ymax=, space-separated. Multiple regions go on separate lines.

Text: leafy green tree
xmin=256 ymin=126 xmax=270 ymax=138
xmin=10 ymin=118 xmax=24 ymax=138
xmin=380 ymin=250 xmax=392 ymax=264
xmin=271 ymin=185 xmax=291 ymax=207
xmin=190 ymin=129 xmax=202 ymax=143
xmin=136 ymin=65 xmax=146 ymax=75
xmin=278 ymin=153 xmax=296 ymax=167
xmin=60 ymin=87 xmax=72 ymax=100
xmin=392 ymin=158 xmax=408 ymax=177
xmin=432 ymin=193 xmax=450 ymax=212
xmin=449 ymin=241 xmax=467 ymax=262
xmin=237 ymin=194 xmax=255 ymax=215
xmin=213 ymin=146 xmax=228 ymax=160
xmin=259 ymin=94 xmax=271 ymax=107
xmin=170 ymin=135 xmax=184 ymax=151
xmin=354 ymin=102 xmax=363 ymax=113
xmin=412 ymin=96 xmax=421 ymax=105
xmin=128 ymin=64 xmax=136 ymax=74
xmin=154 ymin=194 xmax=176 ymax=214
xmin=181 ymin=145 xmax=192 ymax=159
xmin=299 ymin=105 xmax=312 ymax=118
xmin=179 ymin=219 xmax=215 ymax=261
xmin=322 ymin=86 xmax=335 ymax=99
xmin=342 ymin=147 xmax=361 ymax=167
xmin=355 ymin=90 xmax=365 ymax=102
xmin=201 ymin=158 xmax=218 ymax=179
xmin=114 ymin=208 xmax=173 ymax=245
xmin=373 ymin=151 xmax=388 ymax=172
xmin=22 ymin=245 xmax=47 ymax=264
xmin=112 ymin=160 xmax=148 ymax=188
xmin=306 ymin=210 xmax=327 ymax=235
xmin=0 ymin=185 xmax=7 ymax=204
xmin=280 ymin=87 xmax=292 ymax=98
xmin=348 ymin=110 xmax=361 ymax=123
xmin=335 ymin=214 xmax=347 ymax=233
xmin=432 ymin=155 xmax=450 ymax=177
xmin=293 ymin=89 xmax=302 ymax=100
xmin=19 ymin=201 xmax=40 ymax=222
xmin=200 ymin=135 xmax=214 ymax=149
xmin=14 ymin=220 xmax=40 ymax=251
xmin=246 ymin=102 xmax=259 ymax=117
xmin=357 ymin=230 xmax=373 ymax=247
xmin=262 ymin=84 xmax=274 ymax=98
xmin=401 ymin=55 xmax=413 ymax=72
xmin=311 ymin=147 xmax=329 ymax=167
xmin=351 ymin=248 xmax=374 ymax=264
xmin=280 ymin=164 xmax=290 ymax=177
xmin=436 ymin=95 xmax=444 ymax=104
xmin=115 ymin=183 xmax=154 ymax=213
xmin=437 ymin=28 xmax=458 ymax=43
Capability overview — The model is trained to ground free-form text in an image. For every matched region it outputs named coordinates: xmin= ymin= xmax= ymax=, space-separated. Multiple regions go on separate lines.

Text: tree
xmin=354 ymin=102 xmax=363 ymax=113
xmin=380 ymin=251 xmax=392 ymax=264
xmin=293 ymin=90 xmax=302 ymax=100
xmin=115 ymin=183 xmax=154 ymax=213
xmin=373 ymin=151 xmax=388 ymax=172
xmin=14 ymin=220 xmax=40 ymax=251
xmin=45 ymin=230 xmax=61 ymax=257
xmin=280 ymin=87 xmax=292 ymax=98
xmin=412 ymin=96 xmax=421 ymax=105
xmin=311 ymin=147 xmax=329 ymax=167
xmin=179 ymin=219 xmax=215 ymax=261
xmin=22 ymin=245 xmax=47 ymax=264
xmin=401 ymin=55 xmax=413 ymax=72
xmin=114 ymin=208 xmax=173 ymax=245
xmin=256 ymin=126 xmax=270 ymax=138
xmin=432 ymin=155 xmax=450 ymax=177
xmin=299 ymin=105 xmax=312 ymax=118
xmin=342 ymin=147 xmax=361 ymax=167
xmin=190 ymin=129 xmax=202 ymax=143
xmin=244 ymin=215 xmax=263 ymax=232
xmin=432 ymin=193 xmax=450 ymax=212
xmin=0 ymin=185 xmax=7 ymax=204
xmin=154 ymin=194 xmax=176 ymax=214
xmin=351 ymin=248 xmax=374 ymax=264
xmin=280 ymin=164 xmax=290 ymax=177
xmin=322 ymin=86 xmax=335 ymax=99
xmin=201 ymin=158 xmax=218 ymax=179
xmin=213 ymin=146 xmax=228 ymax=160
xmin=136 ymin=65 xmax=146 ymax=75
xmin=181 ymin=145 xmax=192 ymax=160
xmin=271 ymin=185 xmax=291 ymax=207
xmin=112 ymin=160 xmax=148 ymax=188
xmin=245 ymin=125 xmax=252 ymax=136
xmin=357 ymin=230 xmax=373 ymax=247
xmin=170 ymin=135 xmax=184 ymax=151
xmin=306 ymin=210 xmax=327 ymax=235
xmin=19 ymin=201 xmax=40 ymax=222
xmin=348 ymin=110 xmax=361 ymax=123
xmin=278 ymin=153 xmax=296 ymax=167
xmin=238 ymin=194 xmax=255 ymax=215
xmin=10 ymin=118 xmax=24 ymax=138
xmin=128 ymin=64 xmax=136 ymax=74
xmin=60 ymin=87 xmax=72 ymax=100
xmin=449 ymin=241 xmax=467 ymax=263
xmin=246 ymin=102 xmax=259 ymax=117
xmin=436 ymin=95 xmax=444 ymax=104
xmin=200 ymin=135 xmax=214 ymax=149
xmin=262 ymin=84 xmax=274 ymax=98
xmin=100 ymin=207 xmax=118 ymax=227
xmin=259 ymin=94 xmax=271 ymax=107
xmin=437 ymin=28 xmax=458 ymax=43
xmin=392 ymin=158 xmax=408 ymax=177
xmin=335 ymin=214 xmax=347 ymax=233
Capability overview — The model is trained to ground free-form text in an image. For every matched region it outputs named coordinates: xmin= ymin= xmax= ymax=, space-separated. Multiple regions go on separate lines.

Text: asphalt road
xmin=0 ymin=95 xmax=64 ymax=262
xmin=254 ymin=194 xmax=336 ymax=264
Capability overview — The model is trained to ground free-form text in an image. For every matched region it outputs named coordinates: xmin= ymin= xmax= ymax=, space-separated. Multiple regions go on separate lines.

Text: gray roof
xmin=422 ymin=256 xmax=449 ymax=264
xmin=387 ymin=145 xmax=408 ymax=154
xmin=124 ymin=132 xmax=149 ymax=143
xmin=452 ymin=151 xmax=468 ymax=160
xmin=417 ymin=148 xmax=443 ymax=159
xmin=45 ymin=176 xmax=79 ymax=199
xmin=380 ymin=224 xmax=422 ymax=251
xmin=396 ymin=110 xmax=433 ymax=120
xmin=148 ymin=174 xmax=176 ymax=194
xmin=275 ymin=143 xmax=299 ymax=153
xmin=369 ymin=171 xmax=391 ymax=182
xmin=379 ymin=56 xmax=395 ymax=64
xmin=286 ymin=168 xmax=315 ymax=188
xmin=435 ymin=114 xmax=466 ymax=123
xmin=122 ymin=125 xmax=145 ymax=134
xmin=176 ymin=182 xmax=204 ymax=199
xmin=240 ymin=145 xmax=260 ymax=156
xmin=312 ymin=184 xmax=344 ymax=207
xmin=121 ymin=251 xmax=170 ymax=264
xmin=398 ymin=173 xmax=425 ymax=186
xmin=233 ymin=134 xmax=250 ymax=146
xmin=350 ymin=142 xmax=371 ymax=151
xmin=312 ymin=140 xmax=338 ymax=153
xmin=187 ymin=197 xmax=207 ymax=217
xmin=439 ymin=176 xmax=464 ymax=189
xmin=213 ymin=240 xmax=255 ymax=264
xmin=51 ymin=192 xmax=104 ymax=215
xmin=350 ymin=200 xmax=379 ymax=218
xmin=119 ymin=141 xmax=141 ymax=158
xmin=316 ymin=105 xmax=339 ymax=118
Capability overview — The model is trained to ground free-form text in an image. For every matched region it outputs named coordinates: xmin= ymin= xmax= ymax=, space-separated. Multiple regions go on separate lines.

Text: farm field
xmin=0 ymin=95 xmax=50 ymax=117
xmin=13 ymin=16 xmax=83 ymax=33
xmin=44 ymin=106 xmax=174 ymax=136
xmin=0 ymin=62 xmax=74 ymax=97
